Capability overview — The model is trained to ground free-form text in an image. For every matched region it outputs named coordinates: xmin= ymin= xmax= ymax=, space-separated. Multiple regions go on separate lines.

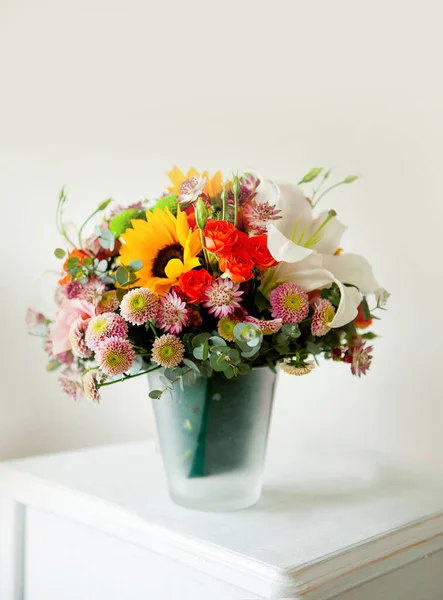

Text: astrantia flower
xmin=69 ymin=317 xmax=93 ymax=358
xmin=156 ymin=290 xmax=188 ymax=334
xmin=95 ymin=336 xmax=136 ymax=376
xmin=83 ymin=369 xmax=102 ymax=404
xmin=203 ymin=278 xmax=243 ymax=318
xmin=96 ymin=291 xmax=120 ymax=315
xmin=227 ymin=173 xmax=260 ymax=206
xmin=65 ymin=281 xmax=82 ymax=299
xmin=120 ymin=287 xmax=159 ymax=325
xmin=167 ymin=166 xmax=223 ymax=199
xmin=79 ymin=278 xmax=106 ymax=305
xmin=119 ymin=207 xmax=201 ymax=295
xmin=85 ymin=313 xmax=128 ymax=350
xmin=270 ymin=283 xmax=309 ymax=324
xmin=344 ymin=340 xmax=373 ymax=377
xmin=280 ymin=360 xmax=315 ymax=376
xmin=217 ymin=315 xmax=242 ymax=341
xmin=151 ymin=334 xmax=184 ymax=368
xmin=311 ymin=298 xmax=335 ymax=337
xmin=177 ymin=176 xmax=207 ymax=204
xmin=26 ymin=308 xmax=48 ymax=337
xmin=243 ymin=200 xmax=281 ymax=234
xmin=59 ymin=370 xmax=84 ymax=401
xmin=245 ymin=316 xmax=283 ymax=335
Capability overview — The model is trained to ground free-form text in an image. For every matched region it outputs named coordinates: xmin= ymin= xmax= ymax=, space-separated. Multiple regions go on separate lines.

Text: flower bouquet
xmin=27 ymin=166 xmax=388 ymax=510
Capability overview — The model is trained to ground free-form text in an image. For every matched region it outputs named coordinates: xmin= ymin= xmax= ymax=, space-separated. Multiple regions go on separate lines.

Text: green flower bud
xmin=195 ymin=197 xmax=208 ymax=229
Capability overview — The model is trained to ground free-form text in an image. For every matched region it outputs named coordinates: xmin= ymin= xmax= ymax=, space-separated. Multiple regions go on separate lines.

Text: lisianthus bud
xmin=231 ymin=175 xmax=240 ymax=199
xmin=195 ymin=197 xmax=208 ymax=229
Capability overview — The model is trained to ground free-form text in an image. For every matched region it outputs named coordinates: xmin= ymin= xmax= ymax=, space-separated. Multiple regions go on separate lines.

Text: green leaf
xmin=182 ymin=358 xmax=200 ymax=374
xmin=82 ymin=257 xmax=93 ymax=268
xmin=116 ymin=266 xmax=129 ymax=286
xmin=66 ymin=257 xmax=80 ymax=269
xmin=254 ymin=291 xmax=270 ymax=312
xmin=306 ymin=342 xmax=322 ymax=355
xmin=46 ymin=359 xmax=61 ymax=371
xmin=361 ymin=331 xmax=377 ymax=340
xmin=360 ymin=297 xmax=371 ymax=321
xmin=54 ymin=248 xmax=66 ymax=259
xmin=238 ymin=362 xmax=252 ymax=375
xmin=209 ymin=336 xmax=227 ymax=347
xmin=298 ymin=167 xmax=324 ymax=184
xmin=192 ymin=332 xmax=211 ymax=347
xmin=164 ymin=367 xmax=183 ymax=381
xmin=282 ymin=324 xmax=301 ymax=339
xmin=149 ymin=390 xmax=163 ymax=399
xmin=128 ymin=260 xmax=143 ymax=272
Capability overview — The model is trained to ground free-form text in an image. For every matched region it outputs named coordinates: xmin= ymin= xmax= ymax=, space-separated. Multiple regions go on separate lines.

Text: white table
xmin=1 ymin=441 xmax=443 ymax=599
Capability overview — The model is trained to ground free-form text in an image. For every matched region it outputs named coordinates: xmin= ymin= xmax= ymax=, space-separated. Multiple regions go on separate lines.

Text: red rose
xmin=355 ymin=304 xmax=373 ymax=329
xmin=204 ymin=219 xmax=239 ymax=254
xmin=178 ymin=268 xmax=213 ymax=303
xmin=218 ymin=250 xmax=254 ymax=283
xmin=247 ymin=235 xmax=277 ymax=268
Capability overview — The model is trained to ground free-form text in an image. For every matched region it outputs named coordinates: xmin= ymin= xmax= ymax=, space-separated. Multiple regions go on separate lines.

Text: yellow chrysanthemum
xmin=119 ymin=207 xmax=202 ymax=295
xmin=166 ymin=166 xmax=223 ymax=199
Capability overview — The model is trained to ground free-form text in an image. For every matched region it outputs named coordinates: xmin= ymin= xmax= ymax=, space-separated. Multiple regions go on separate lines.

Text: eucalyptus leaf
xmin=116 ymin=266 xmax=129 ymax=286
xmin=54 ymin=248 xmax=66 ymax=259
xmin=128 ymin=259 xmax=143 ymax=272
xmin=149 ymin=390 xmax=163 ymax=400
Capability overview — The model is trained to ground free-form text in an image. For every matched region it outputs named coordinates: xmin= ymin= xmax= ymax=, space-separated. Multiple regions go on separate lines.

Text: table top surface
xmin=2 ymin=440 xmax=443 ymax=598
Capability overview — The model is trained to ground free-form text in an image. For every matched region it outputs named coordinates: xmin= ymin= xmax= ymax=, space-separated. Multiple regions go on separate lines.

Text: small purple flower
xmin=345 ymin=340 xmax=374 ymax=377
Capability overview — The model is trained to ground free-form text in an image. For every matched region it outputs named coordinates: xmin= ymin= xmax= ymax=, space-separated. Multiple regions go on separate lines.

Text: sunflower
xmin=119 ymin=207 xmax=202 ymax=295
xmin=166 ymin=166 xmax=223 ymax=199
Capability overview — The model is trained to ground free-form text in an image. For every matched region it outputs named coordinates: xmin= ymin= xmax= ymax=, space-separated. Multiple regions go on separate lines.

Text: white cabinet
xmin=1 ymin=441 xmax=443 ymax=599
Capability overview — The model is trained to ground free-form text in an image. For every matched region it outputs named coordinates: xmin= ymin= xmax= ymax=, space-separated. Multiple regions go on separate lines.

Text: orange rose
xmin=59 ymin=249 xmax=89 ymax=285
xmin=355 ymin=304 xmax=373 ymax=329
xmin=178 ymin=268 xmax=213 ymax=303
xmin=204 ymin=219 xmax=239 ymax=254
xmin=219 ymin=250 xmax=254 ymax=283
xmin=247 ymin=235 xmax=277 ymax=268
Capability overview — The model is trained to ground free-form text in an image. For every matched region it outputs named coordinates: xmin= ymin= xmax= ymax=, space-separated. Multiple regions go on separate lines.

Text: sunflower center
xmin=152 ymin=243 xmax=184 ymax=278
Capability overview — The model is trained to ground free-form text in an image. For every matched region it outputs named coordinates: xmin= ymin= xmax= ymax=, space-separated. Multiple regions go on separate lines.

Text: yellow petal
xmin=175 ymin=206 xmax=191 ymax=248
xmin=166 ymin=165 xmax=186 ymax=194
xmin=164 ymin=258 xmax=185 ymax=279
xmin=182 ymin=257 xmax=201 ymax=273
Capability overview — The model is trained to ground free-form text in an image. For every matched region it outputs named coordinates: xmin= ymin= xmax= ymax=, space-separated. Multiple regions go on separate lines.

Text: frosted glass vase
xmin=148 ymin=367 xmax=276 ymax=511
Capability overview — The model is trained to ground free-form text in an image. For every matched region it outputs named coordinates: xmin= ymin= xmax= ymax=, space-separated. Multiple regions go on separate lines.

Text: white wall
xmin=1 ymin=0 xmax=442 ymax=466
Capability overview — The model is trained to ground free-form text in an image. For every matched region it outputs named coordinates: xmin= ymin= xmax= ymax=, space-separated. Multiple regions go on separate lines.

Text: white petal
xmin=310 ymin=210 xmax=347 ymax=255
xmin=255 ymin=177 xmax=280 ymax=206
xmin=273 ymin=181 xmax=314 ymax=240
xmin=267 ymin=224 xmax=313 ymax=263
xmin=322 ymin=253 xmax=379 ymax=294
xmin=329 ymin=279 xmax=362 ymax=328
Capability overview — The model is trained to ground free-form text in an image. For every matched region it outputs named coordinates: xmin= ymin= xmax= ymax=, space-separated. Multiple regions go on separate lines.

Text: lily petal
xmin=322 ymin=253 xmax=379 ymax=294
xmin=311 ymin=210 xmax=347 ymax=255
xmin=267 ymin=224 xmax=314 ymax=263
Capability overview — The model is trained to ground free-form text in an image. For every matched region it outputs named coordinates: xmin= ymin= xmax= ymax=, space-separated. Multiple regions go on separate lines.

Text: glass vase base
xmin=168 ymin=473 xmax=262 ymax=512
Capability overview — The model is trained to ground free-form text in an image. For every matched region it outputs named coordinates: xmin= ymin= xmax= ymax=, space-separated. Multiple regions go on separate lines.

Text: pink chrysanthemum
xmin=79 ymin=278 xmax=106 ymax=305
xmin=270 ymin=283 xmax=309 ymax=324
xmin=311 ymin=299 xmax=336 ymax=337
xmin=69 ymin=317 xmax=93 ymax=358
xmin=202 ymin=278 xmax=243 ymax=318
xmin=85 ymin=312 xmax=128 ymax=350
xmin=156 ymin=290 xmax=188 ymax=334
xmin=345 ymin=340 xmax=374 ymax=377
xmin=59 ymin=370 xmax=84 ymax=401
xmin=151 ymin=334 xmax=185 ymax=368
xmin=217 ymin=315 xmax=241 ymax=342
xmin=281 ymin=360 xmax=315 ymax=376
xmin=95 ymin=336 xmax=136 ymax=376
xmin=96 ymin=291 xmax=120 ymax=315
xmin=243 ymin=200 xmax=281 ymax=234
xmin=83 ymin=369 xmax=102 ymax=404
xmin=120 ymin=287 xmax=159 ymax=325
xmin=245 ymin=316 xmax=283 ymax=335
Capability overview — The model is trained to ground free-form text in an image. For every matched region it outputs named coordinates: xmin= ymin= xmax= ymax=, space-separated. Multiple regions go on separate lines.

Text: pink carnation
xmin=50 ymin=299 xmax=95 ymax=355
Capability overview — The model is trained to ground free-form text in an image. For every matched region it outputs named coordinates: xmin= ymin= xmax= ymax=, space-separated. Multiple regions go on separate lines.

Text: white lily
xmin=257 ymin=179 xmax=380 ymax=328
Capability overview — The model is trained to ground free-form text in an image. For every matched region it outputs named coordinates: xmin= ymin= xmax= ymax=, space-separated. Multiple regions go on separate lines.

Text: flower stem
xmin=98 ymin=365 xmax=161 ymax=388
xmin=312 ymin=181 xmax=344 ymax=208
